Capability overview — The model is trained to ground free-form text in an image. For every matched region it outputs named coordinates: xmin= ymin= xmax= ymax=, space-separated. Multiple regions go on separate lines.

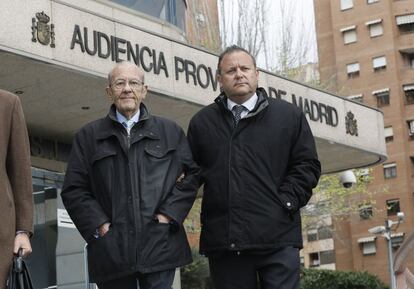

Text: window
xmin=384 ymin=126 xmax=394 ymax=142
xmin=396 ymin=14 xmax=414 ymax=33
xmin=386 ymin=199 xmax=400 ymax=215
xmin=366 ymin=19 xmax=383 ymax=37
xmin=358 ymin=237 xmax=377 ymax=255
xmin=367 ymin=0 xmax=379 ymax=3
xmin=318 ymin=226 xmax=333 ymax=240
xmin=348 ymin=94 xmax=363 ymax=102
xmin=359 ymin=204 xmax=373 ymax=219
xmin=320 ymin=250 xmax=336 ymax=265
xmin=307 ymin=226 xmax=333 ymax=242
xmin=400 ymin=49 xmax=414 ymax=69
xmin=372 ymin=88 xmax=390 ymax=107
xmin=383 ymin=163 xmax=397 ymax=179
xmin=341 ymin=0 xmax=353 ymax=10
xmin=403 ymin=84 xmax=414 ymax=105
xmin=341 ymin=26 xmax=357 ymax=44
xmin=391 ymin=233 xmax=404 ymax=249
xmin=407 ymin=120 xmax=414 ymax=137
xmin=309 ymin=253 xmax=320 ymax=267
xmin=373 ymin=56 xmax=387 ymax=71
xmin=109 ymin=0 xmax=187 ymax=31
xmin=347 ymin=62 xmax=360 ymax=78
xmin=307 ymin=229 xmax=317 ymax=242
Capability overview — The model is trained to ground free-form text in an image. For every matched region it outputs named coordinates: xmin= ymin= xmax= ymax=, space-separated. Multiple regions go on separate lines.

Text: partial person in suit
xmin=0 ymin=89 xmax=34 ymax=288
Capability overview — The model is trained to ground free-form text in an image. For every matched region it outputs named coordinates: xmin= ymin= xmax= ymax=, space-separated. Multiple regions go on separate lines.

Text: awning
xmin=348 ymin=94 xmax=363 ymax=100
xmin=358 ymin=236 xmax=376 ymax=243
xmin=383 ymin=163 xmax=396 ymax=169
xmin=391 ymin=232 xmax=405 ymax=238
xmin=366 ymin=19 xmax=382 ymax=26
xmin=340 ymin=25 xmax=356 ymax=32
xmin=384 ymin=127 xmax=394 ymax=138
xmin=373 ymin=56 xmax=386 ymax=68
xmin=396 ymin=14 xmax=414 ymax=25
xmin=347 ymin=62 xmax=360 ymax=73
xmin=372 ymin=88 xmax=389 ymax=95
xmin=403 ymin=84 xmax=414 ymax=91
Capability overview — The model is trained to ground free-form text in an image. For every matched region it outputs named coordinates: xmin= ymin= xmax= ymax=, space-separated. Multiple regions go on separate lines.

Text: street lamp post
xmin=368 ymin=212 xmax=405 ymax=289
xmin=384 ymin=219 xmax=397 ymax=289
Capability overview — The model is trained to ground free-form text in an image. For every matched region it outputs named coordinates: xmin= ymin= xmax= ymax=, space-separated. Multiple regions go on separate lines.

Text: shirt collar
xmin=116 ymin=109 xmax=140 ymax=125
xmin=227 ymin=93 xmax=258 ymax=112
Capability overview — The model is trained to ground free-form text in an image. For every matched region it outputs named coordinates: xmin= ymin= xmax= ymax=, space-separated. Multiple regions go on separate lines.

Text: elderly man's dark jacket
xmin=61 ymin=104 xmax=199 ymax=283
xmin=187 ymin=87 xmax=321 ymax=255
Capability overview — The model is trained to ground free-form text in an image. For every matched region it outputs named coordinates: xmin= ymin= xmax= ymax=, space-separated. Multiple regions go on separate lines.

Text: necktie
xmin=232 ymin=105 xmax=245 ymax=126
xmin=122 ymin=120 xmax=135 ymax=134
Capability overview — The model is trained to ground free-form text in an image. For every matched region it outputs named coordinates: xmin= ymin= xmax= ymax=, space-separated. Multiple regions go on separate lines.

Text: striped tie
xmin=122 ymin=120 xmax=135 ymax=134
xmin=232 ymin=105 xmax=245 ymax=126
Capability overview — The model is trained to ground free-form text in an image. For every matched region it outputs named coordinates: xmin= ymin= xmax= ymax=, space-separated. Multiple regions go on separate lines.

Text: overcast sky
xmin=218 ymin=0 xmax=318 ymax=70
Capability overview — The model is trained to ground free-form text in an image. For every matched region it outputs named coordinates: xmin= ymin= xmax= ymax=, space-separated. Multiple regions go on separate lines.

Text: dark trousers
xmin=208 ymin=247 xmax=300 ymax=289
xmin=96 ymin=269 xmax=175 ymax=289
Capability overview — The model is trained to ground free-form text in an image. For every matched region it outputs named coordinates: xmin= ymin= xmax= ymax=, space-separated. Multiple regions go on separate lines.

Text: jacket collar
xmin=214 ymin=87 xmax=269 ymax=117
xmin=96 ymin=103 xmax=160 ymax=140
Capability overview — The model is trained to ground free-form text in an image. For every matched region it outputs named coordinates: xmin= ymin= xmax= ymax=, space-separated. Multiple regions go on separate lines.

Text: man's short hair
xmin=217 ymin=45 xmax=257 ymax=75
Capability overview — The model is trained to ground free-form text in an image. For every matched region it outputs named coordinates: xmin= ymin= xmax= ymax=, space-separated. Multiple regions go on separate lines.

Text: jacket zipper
xmin=227 ymin=114 xmax=237 ymax=249
xmin=125 ymin=130 xmax=139 ymax=269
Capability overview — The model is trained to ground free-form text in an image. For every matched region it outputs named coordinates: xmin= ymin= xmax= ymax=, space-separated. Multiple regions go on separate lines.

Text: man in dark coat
xmin=0 ymin=89 xmax=34 ymax=288
xmin=187 ymin=45 xmax=321 ymax=289
xmin=61 ymin=62 xmax=199 ymax=289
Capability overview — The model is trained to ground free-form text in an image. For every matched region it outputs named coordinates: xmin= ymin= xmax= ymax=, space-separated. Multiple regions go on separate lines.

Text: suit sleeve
xmin=278 ymin=112 xmax=321 ymax=213
xmin=7 ymin=96 xmax=34 ymax=234
xmin=157 ymin=128 xmax=200 ymax=224
xmin=61 ymin=130 xmax=109 ymax=242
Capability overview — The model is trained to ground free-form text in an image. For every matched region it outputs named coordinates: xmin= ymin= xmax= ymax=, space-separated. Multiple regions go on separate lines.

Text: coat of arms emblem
xmin=345 ymin=111 xmax=358 ymax=136
xmin=31 ymin=11 xmax=55 ymax=47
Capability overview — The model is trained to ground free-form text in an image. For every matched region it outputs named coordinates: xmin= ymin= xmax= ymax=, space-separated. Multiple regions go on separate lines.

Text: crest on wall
xmin=345 ymin=111 xmax=358 ymax=136
xmin=31 ymin=11 xmax=55 ymax=48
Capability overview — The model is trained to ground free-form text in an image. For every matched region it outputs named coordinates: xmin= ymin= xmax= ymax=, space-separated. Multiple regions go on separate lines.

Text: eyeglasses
xmin=111 ymin=79 xmax=144 ymax=90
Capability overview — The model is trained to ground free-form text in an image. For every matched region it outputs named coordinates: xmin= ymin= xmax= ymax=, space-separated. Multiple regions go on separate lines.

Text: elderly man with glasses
xmin=61 ymin=61 xmax=200 ymax=289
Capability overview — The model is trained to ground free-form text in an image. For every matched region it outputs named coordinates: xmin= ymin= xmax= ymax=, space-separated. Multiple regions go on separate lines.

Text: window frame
xmin=372 ymin=56 xmax=387 ymax=72
xmin=359 ymin=204 xmax=373 ymax=219
xmin=362 ymin=241 xmax=376 ymax=255
xmin=386 ymin=199 xmax=400 ymax=215
xmin=403 ymin=84 xmax=414 ymax=105
xmin=347 ymin=62 xmax=360 ymax=78
xmin=396 ymin=14 xmax=414 ymax=33
xmin=319 ymin=250 xmax=336 ymax=265
xmin=383 ymin=163 xmax=397 ymax=179
xmin=384 ymin=126 xmax=394 ymax=142
xmin=341 ymin=26 xmax=357 ymax=44
xmin=307 ymin=229 xmax=318 ymax=242
xmin=372 ymin=88 xmax=390 ymax=107
xmin=341 ymin=0 xmax=354 ymax=11
xmin=366 ymin=19 xmax=383 ymax=37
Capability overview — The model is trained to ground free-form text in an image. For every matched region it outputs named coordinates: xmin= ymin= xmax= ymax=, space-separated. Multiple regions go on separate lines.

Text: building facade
xmin=314 ymin=0 xmax=414 ymax=284
xmin=0 ymin=1 xmax=388 ymax=288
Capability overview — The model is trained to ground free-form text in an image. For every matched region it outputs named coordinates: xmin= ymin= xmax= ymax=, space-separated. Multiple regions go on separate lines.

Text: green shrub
xmin=300 ymin=268 xmax=389 ymax=289
xmin=180 ymin=249 xmax=213 ymax=289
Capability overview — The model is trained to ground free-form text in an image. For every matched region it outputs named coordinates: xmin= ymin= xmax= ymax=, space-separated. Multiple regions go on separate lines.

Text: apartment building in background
xmin=314 ymin=0 xmax=414 ymax=284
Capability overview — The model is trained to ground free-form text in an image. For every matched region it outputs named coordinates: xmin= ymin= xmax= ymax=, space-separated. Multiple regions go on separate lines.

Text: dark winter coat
xmin=187 ymin=88 xmax=321 ymax=255
xmin=61 ymin=104 xmax=199 ymax=283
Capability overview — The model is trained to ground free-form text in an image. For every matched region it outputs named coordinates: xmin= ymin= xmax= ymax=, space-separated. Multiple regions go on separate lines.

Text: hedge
xmin=301 ymin=268 xmax=389 ymax=289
